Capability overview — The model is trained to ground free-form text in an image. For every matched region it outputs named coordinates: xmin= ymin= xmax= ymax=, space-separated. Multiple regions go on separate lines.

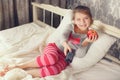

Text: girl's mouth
xmin=79 ymin=25 xmax=87 ymax=27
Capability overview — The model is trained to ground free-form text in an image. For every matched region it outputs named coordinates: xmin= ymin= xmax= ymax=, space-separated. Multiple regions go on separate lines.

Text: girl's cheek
xmin=86 ymin=20 xmax=91 ymax=25
xmin=75 ymin=21 xmax=79 ymax=25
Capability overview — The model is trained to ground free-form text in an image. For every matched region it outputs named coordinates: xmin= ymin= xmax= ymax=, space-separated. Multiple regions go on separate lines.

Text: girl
xmin=0 ymin=5 xmax=98 ymax=77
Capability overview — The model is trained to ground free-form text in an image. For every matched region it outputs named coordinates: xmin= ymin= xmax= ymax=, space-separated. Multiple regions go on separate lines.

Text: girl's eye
xmin=85 ymin=17 xmax=89 ymax=19
xmin=77 ymin=19 xmax=80 ymax=21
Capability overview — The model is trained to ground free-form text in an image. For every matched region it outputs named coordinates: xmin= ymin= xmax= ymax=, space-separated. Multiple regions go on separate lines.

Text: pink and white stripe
xmin=36 ymin=43 xmax=68 ymax=77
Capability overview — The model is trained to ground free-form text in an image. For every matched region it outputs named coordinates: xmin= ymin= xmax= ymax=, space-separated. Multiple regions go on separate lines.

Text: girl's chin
xmin=79 ymin=27 xmax=88 ymax=31
xmin=81 ymin=29 xmax=87 ymax=31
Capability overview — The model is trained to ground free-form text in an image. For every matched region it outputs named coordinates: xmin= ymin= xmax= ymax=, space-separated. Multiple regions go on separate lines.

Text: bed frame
xmin=31 ymin=2 xmax=120 ymax=65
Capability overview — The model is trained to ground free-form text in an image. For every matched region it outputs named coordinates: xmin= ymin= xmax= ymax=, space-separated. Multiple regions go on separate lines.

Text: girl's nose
xmin=80 ymin=19 xmax=85 ymax=25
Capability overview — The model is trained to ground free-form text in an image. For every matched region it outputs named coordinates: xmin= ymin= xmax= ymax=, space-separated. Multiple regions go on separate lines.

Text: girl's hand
xmin=62 ymin=41 xmax=72 ymax=56
xmin=86 ymin=34 xmax=98 ymax=42
xmin=82 ymin=35 xmax=98 ymax=47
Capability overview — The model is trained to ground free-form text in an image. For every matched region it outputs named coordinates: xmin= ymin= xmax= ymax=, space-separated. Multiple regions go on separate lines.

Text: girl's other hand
xmin=62 ymin=42 xmax=72 ymax=56
xmin=86 ymin=34 xmax=98 ymax=43
xmin=87 ymin=29 xmax=98 ymax=42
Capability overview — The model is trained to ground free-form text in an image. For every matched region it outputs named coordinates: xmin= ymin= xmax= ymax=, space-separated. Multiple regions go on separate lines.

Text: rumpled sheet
xmin=0 ymin=23 xmax=120 ymax=80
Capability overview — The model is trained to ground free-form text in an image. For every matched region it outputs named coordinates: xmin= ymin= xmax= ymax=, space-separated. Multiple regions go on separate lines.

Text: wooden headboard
xmin=31 ymin=2 xmax=120 ymax=65
xmin=32 ymin=2 xmax=68 ymax=27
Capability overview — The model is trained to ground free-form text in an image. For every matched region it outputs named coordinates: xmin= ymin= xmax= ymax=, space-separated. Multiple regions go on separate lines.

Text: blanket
xmin=0 ymin=23 xmax=120 ymax=80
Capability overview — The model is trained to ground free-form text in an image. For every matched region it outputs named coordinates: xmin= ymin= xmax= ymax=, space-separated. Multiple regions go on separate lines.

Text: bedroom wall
xmin=0 ymin=0 xmax=119 ymax=29
xmin=67 ymin=0 xmax=120 ymax=29
xmin=0 ymin=0 xmax=66 ymax=30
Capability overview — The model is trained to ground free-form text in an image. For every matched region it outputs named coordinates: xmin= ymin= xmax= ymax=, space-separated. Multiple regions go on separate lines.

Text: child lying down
xmin=0 ymin=5 xmax=98 ymax=78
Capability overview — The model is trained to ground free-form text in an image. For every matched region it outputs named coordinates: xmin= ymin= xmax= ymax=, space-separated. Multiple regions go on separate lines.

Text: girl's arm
xmin=60 ymin=24 xmax=72 ymax=45
xmin=60 ymin=24 xmax=72 ymax=55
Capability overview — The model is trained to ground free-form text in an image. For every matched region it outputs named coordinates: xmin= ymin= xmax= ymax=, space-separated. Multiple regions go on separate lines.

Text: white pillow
xmin=58 ymin=10 xmax=73 ymax=28
xmin=46 ymin=10 xmax=73 ymax=43
xmin=47 ymin=10 xmax=117 ymax=74
xmin=70 ymin=31 xmax=117 ymax=73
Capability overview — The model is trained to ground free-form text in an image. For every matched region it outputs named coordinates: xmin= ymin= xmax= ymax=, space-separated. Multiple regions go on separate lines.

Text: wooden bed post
xmin=32 ymin=3 xmax=38 ymax=22
xmin=31 ymin=2 xmax=68 ymax=27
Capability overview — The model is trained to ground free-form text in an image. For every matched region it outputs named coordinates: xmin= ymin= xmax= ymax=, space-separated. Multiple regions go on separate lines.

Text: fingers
xmin=64 ymin=45 xmax=71 ymax=56
xmin=94 ymin=35 xmax=98 ymax=41
xmin=68 ymin=46 xmax=72 ymax=52
xmin=90 ymin=35 xmax=94 ymax=41
xmin=64 ymin=48 xmax=68 ymax=56
xmin=88 ymin=35 xmax=92 ymax=40
xmin=88 ymin=35 xmax=98 ymax=42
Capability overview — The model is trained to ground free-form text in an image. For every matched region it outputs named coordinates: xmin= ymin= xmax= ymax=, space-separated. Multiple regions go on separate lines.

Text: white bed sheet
xmin=0 ymin=22 xmax=55 ymax=66
xmin=0 ymin=23 xmax=120 ymax=80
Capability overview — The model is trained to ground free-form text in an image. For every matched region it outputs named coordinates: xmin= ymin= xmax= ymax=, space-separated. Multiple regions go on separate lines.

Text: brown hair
xmin=73 ymin=5 xmax=93 ymax=24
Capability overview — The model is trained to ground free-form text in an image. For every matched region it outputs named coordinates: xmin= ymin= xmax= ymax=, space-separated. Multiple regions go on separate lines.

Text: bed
xmin=0 ymin=2 xmax=120 ymax=80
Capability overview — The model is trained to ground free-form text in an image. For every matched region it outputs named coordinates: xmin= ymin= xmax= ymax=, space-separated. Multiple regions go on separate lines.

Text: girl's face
xmin=73 ymin=12 xmax=92 ymax=31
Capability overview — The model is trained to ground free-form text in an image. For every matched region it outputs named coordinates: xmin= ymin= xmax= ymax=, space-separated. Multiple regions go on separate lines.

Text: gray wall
xmin=67 ymin=0 xmax=120 ymax=29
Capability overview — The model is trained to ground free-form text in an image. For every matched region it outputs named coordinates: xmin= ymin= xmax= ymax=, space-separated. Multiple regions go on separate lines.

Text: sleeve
xmin=59 ymin=24 xmax=72 ymax=45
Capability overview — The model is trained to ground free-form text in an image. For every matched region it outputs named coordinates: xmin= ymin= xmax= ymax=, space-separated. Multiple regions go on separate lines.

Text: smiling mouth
xmin=79 ymin=25 xmax=87 ymax=27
